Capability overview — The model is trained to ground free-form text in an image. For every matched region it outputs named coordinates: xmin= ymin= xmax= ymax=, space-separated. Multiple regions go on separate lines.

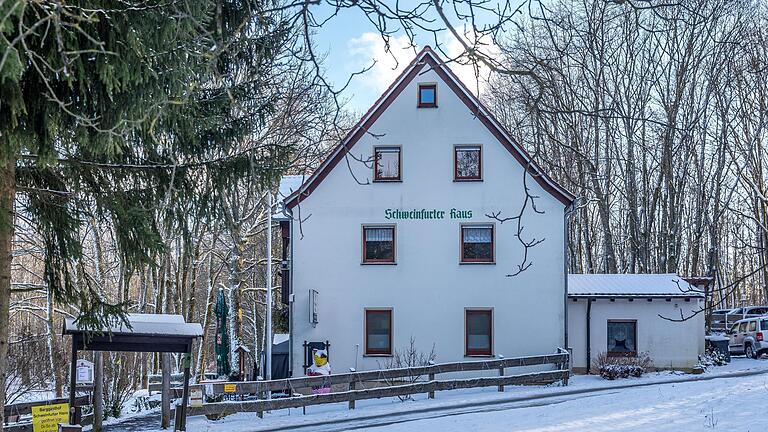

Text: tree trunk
xmin=0 ymin=158 xmax=16 ymax=428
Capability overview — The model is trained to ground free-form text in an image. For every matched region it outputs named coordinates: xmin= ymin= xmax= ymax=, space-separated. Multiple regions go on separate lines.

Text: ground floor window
xmin=365 ymin=309 xmax=392 ymax=355
xmin=465 ymin=309 xmax=492 ymax=356
xmin=607 ymin=320 xmax=637 ymax=356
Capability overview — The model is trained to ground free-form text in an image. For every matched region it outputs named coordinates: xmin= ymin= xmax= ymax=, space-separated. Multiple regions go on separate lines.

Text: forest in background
xmin=4 ymin=0 xmax=768 ymax=423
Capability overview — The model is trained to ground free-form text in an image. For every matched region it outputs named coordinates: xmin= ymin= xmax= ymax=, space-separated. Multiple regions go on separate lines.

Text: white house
xmin=277 ymin=46 xmax=575 ymax=377
xmin=567 ymin=274 xmax=705 ymax=373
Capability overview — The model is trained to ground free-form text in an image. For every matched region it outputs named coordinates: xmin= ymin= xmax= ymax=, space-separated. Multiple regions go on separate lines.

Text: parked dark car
xmin=711 ymin=306 xmax=768 ymax=332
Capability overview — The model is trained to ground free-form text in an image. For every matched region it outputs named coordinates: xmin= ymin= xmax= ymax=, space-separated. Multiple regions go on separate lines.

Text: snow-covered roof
xmin=568 ymin=273 xmax=703 ymax=298
xmin=273 ymin=175 xmax=307 ymax=220
xmin=273 ymin=333 xmax=289 ymax=345
xmin=63 ymin=313 xmax=203 ymax=337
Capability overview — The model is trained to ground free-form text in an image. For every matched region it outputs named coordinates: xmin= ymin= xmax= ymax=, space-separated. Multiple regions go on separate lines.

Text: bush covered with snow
xmin=593 ymin=352 xmax=653 ymax=380
xmin=698 ymin=348 xmax=728 ymax=368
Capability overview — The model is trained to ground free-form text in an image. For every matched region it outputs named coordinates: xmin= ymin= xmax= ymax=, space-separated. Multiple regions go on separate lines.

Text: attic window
xmin=418 ymin=84 xmax=437 ymax=108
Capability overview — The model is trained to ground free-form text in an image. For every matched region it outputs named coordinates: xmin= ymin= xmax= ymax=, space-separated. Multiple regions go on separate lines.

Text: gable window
xmin=418 ymin=84 xmax=437 ymax=108
xmin=455 ymin=145 xmax=482 ymax=181
xmin=461 ymin=224 xmax=494 ymax=263
xmin=363 ymin=225 xmax=395 ymax=264
xmin=465 ymin=309 xmax=492 ymax=356
xmin=365 ymin=309 xmax=392 ymax=355
xmin=607 ymin=320 xmax=637 ymax=357
xmin=374 ymin=147 xmax=401 ymax=181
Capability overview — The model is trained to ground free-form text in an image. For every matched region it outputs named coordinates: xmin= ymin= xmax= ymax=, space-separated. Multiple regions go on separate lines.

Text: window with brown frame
xmin=363 ymin=225 xmax=395 ymax=263
xmin=607 ymin=320 xmax=637 ymax=357
xmin=455 ymin=145 xmax=482 ymax=180
xmin=374 ymin=147 xmax=401 ymax=181
xmin=465 ymin=309 xmax=492 ymax=356
xmin=461 ymin=224 xmax=494 ymax=263
xmin=365 ymin=309 xmax=392 ymax=355
xmin=418 ymin=84 xmax=437 ymax=108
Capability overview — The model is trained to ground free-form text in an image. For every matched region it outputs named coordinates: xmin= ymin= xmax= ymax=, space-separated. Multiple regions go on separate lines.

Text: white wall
xmin=288 ymin=64 xmax=566 ymax=376
xmin=568 ymin=298 xmax=705 ymax=372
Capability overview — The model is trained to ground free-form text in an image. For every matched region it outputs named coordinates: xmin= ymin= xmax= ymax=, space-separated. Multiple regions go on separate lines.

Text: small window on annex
xmin=418 ymin=84 xmax=437 ymax=108
xmin=607 ymin=320 xmax=637 ymax=357
xmin=461 ymin=224 xmax=494 ymax=263
xmin=363 ymin=226 xmax=395 ymax=263
xmin=455 ymin=146 xmax=482 ymax=180
xmin=374 ymin=147 xmax=401 ymax=181
xmin=465 ymin=309 xmax=492 ymax=356
xmin=365 ymin=309 xmax=392 ymax=355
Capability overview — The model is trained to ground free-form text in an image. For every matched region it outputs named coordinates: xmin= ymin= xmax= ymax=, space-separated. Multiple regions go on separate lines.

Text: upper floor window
xmin=374 ymin=146 xmax=401 ymax=181
xmin=461 ymin=224 xmax=494 ymax=263
xmin=363 ymin=225 xmax=396 ymax=264
xmin=418 ymin=84 xmax=437 ymax=108
xmin=455 ymin=145 xmax=482 ymax=181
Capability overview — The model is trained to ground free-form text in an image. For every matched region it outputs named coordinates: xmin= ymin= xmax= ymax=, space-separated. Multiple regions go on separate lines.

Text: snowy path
xmin=97 ymin=358 xmax=768 ymax=432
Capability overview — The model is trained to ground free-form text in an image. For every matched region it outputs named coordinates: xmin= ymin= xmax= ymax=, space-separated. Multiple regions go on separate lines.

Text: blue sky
xmin=308 ymin=3 xmax=498 ymax=113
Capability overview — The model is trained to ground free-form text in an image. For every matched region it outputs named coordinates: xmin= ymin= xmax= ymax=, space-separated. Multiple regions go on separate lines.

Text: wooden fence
xmin=185 ymin=351 xmax=569 ymax=418
xmin=4 ymin=396 xmax=92 ymax=432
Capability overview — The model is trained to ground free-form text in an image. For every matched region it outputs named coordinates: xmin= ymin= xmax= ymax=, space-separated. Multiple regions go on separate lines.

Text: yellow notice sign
xmin=223 ymin=383 xmax=237 ymax=393
xmin=32 ymin=403 xmax=69 ymax=432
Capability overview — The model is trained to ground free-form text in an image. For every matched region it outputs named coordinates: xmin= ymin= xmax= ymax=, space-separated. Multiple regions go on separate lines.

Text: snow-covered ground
xmin=100 ymin=357 xmax=768 ymax=432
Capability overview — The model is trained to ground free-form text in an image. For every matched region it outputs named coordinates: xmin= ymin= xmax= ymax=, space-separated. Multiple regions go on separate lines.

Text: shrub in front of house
xmin=699 ymin=348 xmax=728 ymax=368
xmin=593 ymin=352 xmax=653 ymax=380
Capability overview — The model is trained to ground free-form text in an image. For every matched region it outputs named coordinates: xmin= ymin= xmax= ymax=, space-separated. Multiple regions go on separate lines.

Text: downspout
xmin=586 ymin=298 xmax=592 ymax=374
xmin=563 ymin=200 xmax=578 ymax=361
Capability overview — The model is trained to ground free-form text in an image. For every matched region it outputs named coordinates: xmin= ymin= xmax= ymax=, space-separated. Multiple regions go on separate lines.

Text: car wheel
xmin=746 ymin=344 xmax=757 ymax=359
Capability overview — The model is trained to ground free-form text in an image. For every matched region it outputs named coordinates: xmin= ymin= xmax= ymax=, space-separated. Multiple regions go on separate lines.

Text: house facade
xmin=567 ymin=274 xmax=705 ymax=373
xmin=278 ymin=47 xmax=574 ymax=376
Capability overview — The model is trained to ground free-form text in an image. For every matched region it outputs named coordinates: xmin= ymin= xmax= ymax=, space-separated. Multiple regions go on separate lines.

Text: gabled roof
xmin=285 ymin=46 xmax=574 ymax=209
xmin=568 ymin=273 xmax=704 ymax=298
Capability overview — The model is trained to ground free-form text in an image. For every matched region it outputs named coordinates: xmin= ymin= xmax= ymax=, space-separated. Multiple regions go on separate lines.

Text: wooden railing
xmin=186 ymin=351 xmax=569 ymax=418
xmin=3 ymin=396 xmax=92 ymax=432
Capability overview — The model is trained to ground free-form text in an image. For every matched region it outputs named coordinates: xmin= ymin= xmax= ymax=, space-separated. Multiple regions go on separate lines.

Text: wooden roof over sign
xmin=63 ymin=314 xmax=203 ymax=353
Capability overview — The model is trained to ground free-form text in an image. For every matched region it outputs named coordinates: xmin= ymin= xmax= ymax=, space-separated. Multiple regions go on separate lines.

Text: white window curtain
xmin=463 ymin=227 xmax=492 ymax=243
xmin=366 ymin=228 xmax=393 ymax=242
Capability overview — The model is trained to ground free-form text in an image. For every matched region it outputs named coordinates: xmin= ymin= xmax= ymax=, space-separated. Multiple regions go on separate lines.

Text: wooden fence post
xmin=348 ymin=381 xmax=356 ymax=409
xmin=257 ymin=382 xmax=264 ymax=419
xmin=427 ymin=373 xmax=435 ymax=399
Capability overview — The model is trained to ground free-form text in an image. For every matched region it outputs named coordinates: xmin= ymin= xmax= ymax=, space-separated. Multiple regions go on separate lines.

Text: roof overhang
xmin=63 ymin=314 xmax=203 ymax=353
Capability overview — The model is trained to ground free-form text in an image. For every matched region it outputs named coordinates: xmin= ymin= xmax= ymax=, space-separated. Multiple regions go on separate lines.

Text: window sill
xmin=363 ymin=353 xmax=393 ymax=357
xmin=460 ymin=261 xmax=496 ymax=265
xmin=464 ymin=354 xmax=494 ymax=358
xmin=372 ymin=179 xmax=402 ymax=183
xmin=417 ymin=105 xmax=438 ymax=109
xmin=454 ymin=178 xmax=483 ymax=182
xmin=361 ymin=262 xmax=397 ymax=266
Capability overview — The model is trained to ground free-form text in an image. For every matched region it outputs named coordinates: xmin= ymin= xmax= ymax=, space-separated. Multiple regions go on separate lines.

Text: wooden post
xmin=93 ymin=352 xmax=104 ymax=431
xmin=68 ymin=337 xmax=77 ymax=425
xmin=178 ymin=353 xmax=191 ymax=431
xmin=161 ymin=353 xmax=171 ymax=429
xmin=498 ymin=366 xmax=504 ymax=392
xmin=348 ymin=381 xmax=356 ymax=409
xmin=257 ymin=382 xmax=264 ymax=419
xmin=427 ymin=373 xmax=435 ymax=399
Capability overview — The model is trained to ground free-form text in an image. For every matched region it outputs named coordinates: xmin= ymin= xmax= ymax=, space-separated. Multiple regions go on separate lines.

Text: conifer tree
xmin=0 ymin=0 xmax=291 ymax=422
